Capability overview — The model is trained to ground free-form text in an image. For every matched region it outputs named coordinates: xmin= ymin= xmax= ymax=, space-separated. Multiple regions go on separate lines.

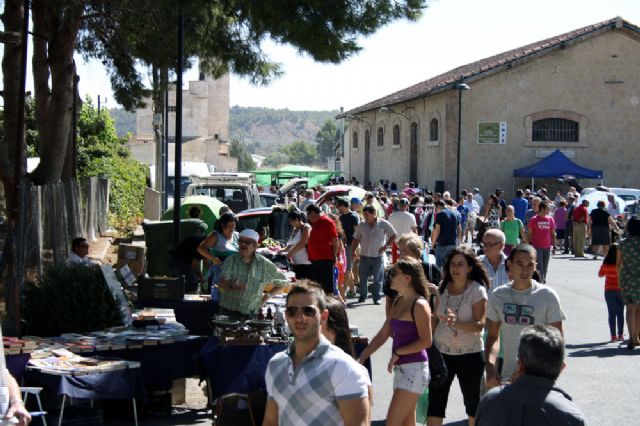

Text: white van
xmin=186 ymin=173 xmax=261 ymax=213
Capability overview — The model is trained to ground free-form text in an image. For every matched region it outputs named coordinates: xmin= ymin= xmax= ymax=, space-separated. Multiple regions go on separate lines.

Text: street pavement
xmin=348 ymin=252 xmax=640 ymax=425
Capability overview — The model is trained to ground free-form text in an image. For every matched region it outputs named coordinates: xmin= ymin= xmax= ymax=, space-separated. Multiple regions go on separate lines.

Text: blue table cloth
xmin=199 ymin=337 xmax=372 ymax=399
xmin=26 ymin=367 xmax=146 ymax=401
xmin=95 ymin=336 xmax=207 ymax=389
xmin=6 ymin=353 xmax=30 ymax=380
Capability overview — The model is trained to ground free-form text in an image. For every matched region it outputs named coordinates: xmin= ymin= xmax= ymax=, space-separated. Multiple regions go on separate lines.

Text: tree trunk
xmin=31 ymin=0 xmax=51 ymax=158
xmin=0 ymin=0 xmax=23 ymax=189
xmin=29 ymin=2 xmax=82 ymax=185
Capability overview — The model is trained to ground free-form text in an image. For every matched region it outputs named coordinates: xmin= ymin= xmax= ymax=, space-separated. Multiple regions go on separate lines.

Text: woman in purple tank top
xmin=357 ymin=257 xmax=432 ymax=426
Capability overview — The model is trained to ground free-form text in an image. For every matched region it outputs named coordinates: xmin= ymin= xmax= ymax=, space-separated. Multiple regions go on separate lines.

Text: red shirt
xmin=528 ymin=215 xmax=556 ymax=249
xmin=572 ymin=205 xmax=589 ymax=223
xmin=307 ymin=215 xmax=338 ymax=261
xmin=598 ymin=264 xmax=621 ymax=291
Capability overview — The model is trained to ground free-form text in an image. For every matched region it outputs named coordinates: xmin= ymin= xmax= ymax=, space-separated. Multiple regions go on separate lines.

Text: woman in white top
xmin=285 ymin=209 xmax=312 ymax=280
xmin=428 ymin=246 xmax=489 ymax=426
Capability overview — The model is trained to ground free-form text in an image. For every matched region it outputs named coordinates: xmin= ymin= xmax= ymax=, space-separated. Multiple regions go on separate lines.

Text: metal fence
xmin=15 ymin=177 xmax=110 ymax=277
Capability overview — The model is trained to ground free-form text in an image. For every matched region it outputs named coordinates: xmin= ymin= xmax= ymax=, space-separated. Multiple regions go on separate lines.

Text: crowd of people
xmin=64 ymin=177 xmax=640 ymax=425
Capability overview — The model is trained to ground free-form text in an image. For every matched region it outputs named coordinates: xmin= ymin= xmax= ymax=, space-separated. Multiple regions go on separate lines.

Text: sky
xmin=7 ymin=0 xmax=640 ymax=112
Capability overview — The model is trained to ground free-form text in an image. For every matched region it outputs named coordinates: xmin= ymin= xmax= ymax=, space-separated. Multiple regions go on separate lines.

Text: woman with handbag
xmin=427 ymin=246 xmax=489 ymax=426
xmin=358 ymin=257 xmax=433 ymax=426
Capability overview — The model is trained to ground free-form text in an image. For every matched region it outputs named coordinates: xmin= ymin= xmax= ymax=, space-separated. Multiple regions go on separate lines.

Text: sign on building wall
xmin=477 ymin=122 xmax=507 ymax=144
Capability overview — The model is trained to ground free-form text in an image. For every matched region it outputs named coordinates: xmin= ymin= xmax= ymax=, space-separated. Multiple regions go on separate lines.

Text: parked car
xmin=260 ymin=193 xmax=281 ymax=207
xmin=577 ymin=189 xmax=626 ymax=214
xmin=236 ymin=206 xmax=293 ymax=246
xmin=317 ymin=185 xmax=386 ymax=217
xmin=186 ymin=173 xmax=261 ymax=213
xmin=609 ymin=187 xmax=640 ymax=208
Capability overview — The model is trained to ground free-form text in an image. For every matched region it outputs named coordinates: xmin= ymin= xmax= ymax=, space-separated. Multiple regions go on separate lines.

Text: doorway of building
xmin=410 ymin=122 xmax=418 ymax=183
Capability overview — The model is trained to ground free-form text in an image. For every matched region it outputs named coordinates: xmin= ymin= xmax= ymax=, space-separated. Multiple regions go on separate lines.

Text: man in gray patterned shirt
xmin=263 ymin=283 xmax=369 ymax=426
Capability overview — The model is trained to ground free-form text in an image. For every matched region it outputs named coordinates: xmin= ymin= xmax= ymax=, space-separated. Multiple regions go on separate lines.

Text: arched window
xmin=429 ymin=118 xmax=439 ymax=142
xmin=532 ymin=118 xmax=579 ymax=142
xmin=352 ymin=131 xmax=358 ymax=149
xmin=393 ymin=125 xmax=400 ymax=146
xmin=377 ymin=127 xmax=384 ymax=147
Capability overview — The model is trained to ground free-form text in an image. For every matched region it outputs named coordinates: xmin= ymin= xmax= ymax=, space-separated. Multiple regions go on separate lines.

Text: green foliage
xmin=229 ymin=139 xmax=257 ymax=172
xmin=315 ymin=119 xmax=339 ymax=162
xmin=262 ymin=152 xmax=289 ymax=168
xmin=281 ymin=141 xmax=318 ymax=165
xmin=22 ymin=264 xmax=124 ymax=336
xmin=77 ymin=99 xmax=146 ymax=227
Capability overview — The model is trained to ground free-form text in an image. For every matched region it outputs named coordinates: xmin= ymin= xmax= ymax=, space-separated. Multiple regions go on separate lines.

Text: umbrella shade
xmin=161 ymin=195 xmax=226 ymax=231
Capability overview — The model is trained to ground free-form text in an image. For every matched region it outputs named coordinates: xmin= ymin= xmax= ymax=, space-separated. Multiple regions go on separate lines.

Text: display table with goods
xmin=26 ymin=348 xmax=144 ymax=426
xmin=135 ymin=292 xmax=218 ymax=336
xmin=198 ymin=296 xmax=371 ymax=415
xmin=17 ymin=323 xmax=207 ymax=423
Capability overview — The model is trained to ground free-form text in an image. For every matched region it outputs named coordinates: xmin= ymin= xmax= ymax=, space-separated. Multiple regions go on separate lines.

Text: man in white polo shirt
xmin=388 ymin=197 xmax=417 ymax=263
xmin=263 ymin=283 xmax=370 ymax=426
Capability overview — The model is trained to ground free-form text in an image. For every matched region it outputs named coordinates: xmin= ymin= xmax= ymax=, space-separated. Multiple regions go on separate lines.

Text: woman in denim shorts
xmin=358 ymin=257 xmax=432 ymax=425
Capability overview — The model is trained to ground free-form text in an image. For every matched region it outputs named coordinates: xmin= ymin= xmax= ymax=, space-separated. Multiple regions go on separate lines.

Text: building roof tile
xmin=340 ymin=17 xmax=638 ymax=118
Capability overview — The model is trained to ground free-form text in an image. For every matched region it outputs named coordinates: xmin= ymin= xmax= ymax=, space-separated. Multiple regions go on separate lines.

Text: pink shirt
xmin=528 ymin=215 xmax=556 ymax=249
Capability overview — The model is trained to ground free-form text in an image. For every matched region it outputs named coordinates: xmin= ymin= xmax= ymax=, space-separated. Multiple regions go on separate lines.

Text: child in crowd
xmin=598 ymin=244 xmax=625 ymax=342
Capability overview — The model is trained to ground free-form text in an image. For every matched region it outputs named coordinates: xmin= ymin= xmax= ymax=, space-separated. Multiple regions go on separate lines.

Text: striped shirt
xmin=219 ymin=253 xmax=288 ymax=315
xmin=265 ymin=336 xmax=369 ymax=426
xmin=480 ymin=253 xmax=510 ymax=289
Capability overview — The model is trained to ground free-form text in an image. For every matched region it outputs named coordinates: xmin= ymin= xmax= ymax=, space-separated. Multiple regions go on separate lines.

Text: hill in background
xmin=110 ymin=106 xmax=338 ymax=154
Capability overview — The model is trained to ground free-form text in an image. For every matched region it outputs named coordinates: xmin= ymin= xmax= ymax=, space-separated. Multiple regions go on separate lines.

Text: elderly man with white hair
xmin=216 ymin=229 xmax=289 ymax=318
xmin=479 ymin=229 xmax=509 ymax=289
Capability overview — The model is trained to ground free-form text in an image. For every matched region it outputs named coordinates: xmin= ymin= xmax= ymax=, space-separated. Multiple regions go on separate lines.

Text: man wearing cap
xmin=388 ymin=198 xmax=417 ymax=263
xmin=351 ymin=205 xmax=397 ymax=304
xmin=216 ymin=229 xmax=289 ymax=318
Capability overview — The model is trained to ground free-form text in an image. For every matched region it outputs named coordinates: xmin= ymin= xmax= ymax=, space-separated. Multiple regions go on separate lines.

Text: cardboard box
xmin=116 ymin=258 xmax=145 ymax=276
xmin=118 ymin=244 xmax=146 ymax=261
xmin=138 ymin=276 xmax=185 ymax=301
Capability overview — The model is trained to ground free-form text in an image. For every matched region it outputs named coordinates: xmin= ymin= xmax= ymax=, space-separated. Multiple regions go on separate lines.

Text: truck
xmin=185 ymin=173 xmax=261 ymax=213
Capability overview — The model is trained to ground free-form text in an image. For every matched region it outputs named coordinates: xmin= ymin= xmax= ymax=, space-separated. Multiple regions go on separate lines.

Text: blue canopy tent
xmin=513 ymin=149 xmax=603 ymax=192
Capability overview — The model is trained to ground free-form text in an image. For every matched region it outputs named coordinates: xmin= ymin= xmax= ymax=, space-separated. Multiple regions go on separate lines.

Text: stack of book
xmin=3 ymin=336 xmax=38 ymax=355
xmin=24 ymin=324 xmax=194 ymax=359
xmin=28 ymin=348 xmax=141 ymax=376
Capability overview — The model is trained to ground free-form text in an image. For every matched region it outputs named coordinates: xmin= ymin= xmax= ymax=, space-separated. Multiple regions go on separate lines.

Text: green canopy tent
xmin=252 ymin=165 xmax=340 ymax=187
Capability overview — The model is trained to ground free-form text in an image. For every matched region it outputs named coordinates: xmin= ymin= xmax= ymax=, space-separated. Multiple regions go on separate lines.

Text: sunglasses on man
xmin=285 ymin=305 xmax=319 ymax=317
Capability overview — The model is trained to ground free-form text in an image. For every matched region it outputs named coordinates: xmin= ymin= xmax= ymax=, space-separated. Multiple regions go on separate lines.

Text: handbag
xmin=427 ymin=343 xmax=448 ymax=388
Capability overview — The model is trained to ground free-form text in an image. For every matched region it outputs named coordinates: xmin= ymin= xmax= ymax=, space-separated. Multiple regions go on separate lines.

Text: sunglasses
xmin=482 ymin=241 xmax=501 ymax=248
xmin=285 ymin=305 xmax=318 ymax=317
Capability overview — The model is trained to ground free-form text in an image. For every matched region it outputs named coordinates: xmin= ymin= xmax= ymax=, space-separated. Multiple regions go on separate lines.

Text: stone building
xmin=340 ymin=17 xmax=639 ymax=198
xmin=131 ymin=73 xmax=237 ymax=172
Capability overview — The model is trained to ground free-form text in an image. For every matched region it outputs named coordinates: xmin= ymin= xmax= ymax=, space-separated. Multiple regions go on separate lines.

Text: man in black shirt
xmin=169 ymin=235 xmax=207 ymax=293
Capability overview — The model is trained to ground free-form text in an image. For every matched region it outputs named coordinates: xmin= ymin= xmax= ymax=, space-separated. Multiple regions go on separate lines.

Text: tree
xmin=282 ymin=141 xmax=317 ymax=165
xmin=263 ymin=152 xmax=289 ymax=168
xmin=1 ymin=0 xmax=427 ymax=331
xmin=229 ymin=139 xmax=256 ymax=172
xmin=76 ymin=99 xmax=147 ymax=226
xmin=315 ymin=119 xmax=338 ymax=162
